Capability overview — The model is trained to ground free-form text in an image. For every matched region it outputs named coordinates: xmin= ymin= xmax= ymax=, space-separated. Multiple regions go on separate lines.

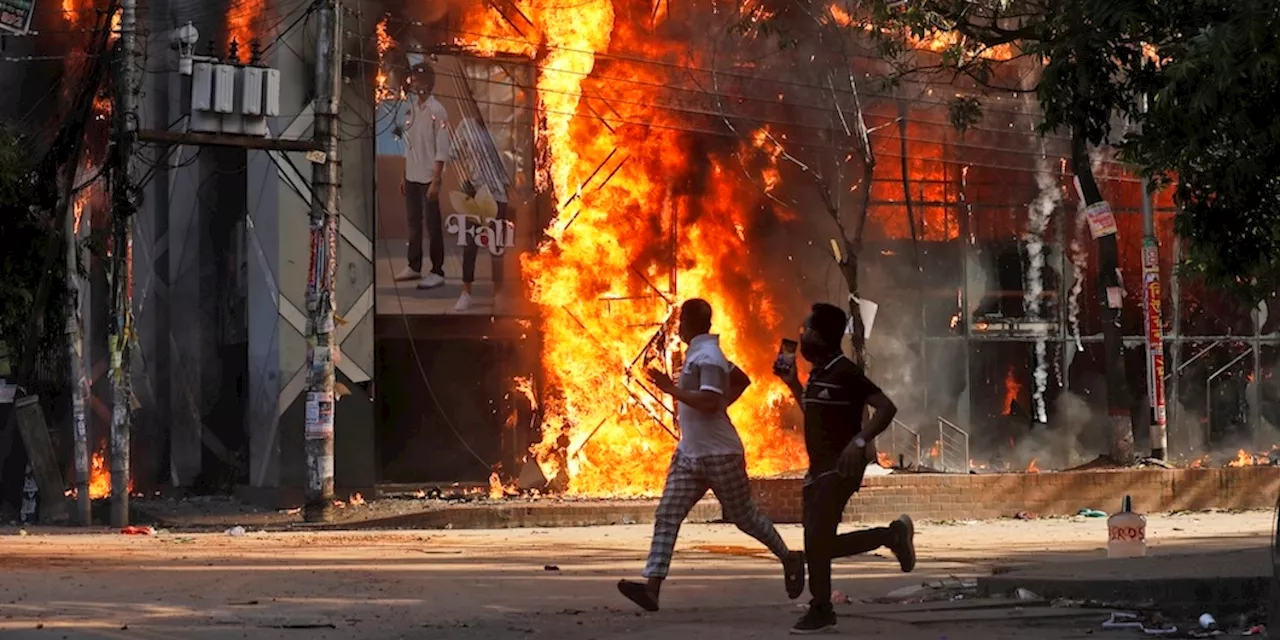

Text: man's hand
xmin=427 ymin=180 xmax=441 ymax=200
xmin=399 ymin=179 xmax=406 ymax=196
xmin=645 ymin=367 xmax=676 ymax=395
xmin=773 ymin=362 xmax=799 ymax=387
xmin=773 ymin=362 xmax=802 ymax=406
xmin=837 ymin=442 xmax=868 ymax=477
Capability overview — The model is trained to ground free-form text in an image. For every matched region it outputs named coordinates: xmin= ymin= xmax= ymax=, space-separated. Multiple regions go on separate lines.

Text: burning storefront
xmin=363 ymin=0 xmax=1279 ymax=498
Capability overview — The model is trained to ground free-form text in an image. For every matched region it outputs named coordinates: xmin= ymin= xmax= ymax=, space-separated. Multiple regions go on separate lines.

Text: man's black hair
xmin=809 ymin=302 xmax=847 ymax=346
xmin=681 ymin=298 xmax=713 ymax=334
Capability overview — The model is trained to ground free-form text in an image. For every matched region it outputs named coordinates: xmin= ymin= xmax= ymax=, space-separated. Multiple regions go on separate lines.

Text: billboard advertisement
xmin=375 ymin=54 xmax=536 ymax=317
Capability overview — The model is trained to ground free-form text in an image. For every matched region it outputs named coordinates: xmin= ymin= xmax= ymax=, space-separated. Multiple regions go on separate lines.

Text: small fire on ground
xmin=333 ymin=493 xmax=366 ymax=509
xmin=489 ymin=471 xmax=518 ymax=500
xmin=1227 ymin=448 xmax=1277 ymax=467
xmin=84 ymin=447 xmax=133 ymax=500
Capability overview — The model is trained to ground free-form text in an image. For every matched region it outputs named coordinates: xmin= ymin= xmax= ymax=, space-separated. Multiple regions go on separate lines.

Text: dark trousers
xmin=405 ymin=180 xmax=444 ymax=276
xmin=461 ymin=201 xmax=508 ymax=286
xmin=803 ymin=470 xmax=893 ymax=608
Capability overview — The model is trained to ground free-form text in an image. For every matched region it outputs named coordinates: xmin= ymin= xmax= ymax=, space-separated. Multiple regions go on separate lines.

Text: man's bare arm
xmin=856 ymin=392 xmax=897 ymax=442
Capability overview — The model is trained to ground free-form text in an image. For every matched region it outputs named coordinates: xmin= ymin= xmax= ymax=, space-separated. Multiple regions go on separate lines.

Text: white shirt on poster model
xmin=404 ymin=94 xmax=452 ymax=185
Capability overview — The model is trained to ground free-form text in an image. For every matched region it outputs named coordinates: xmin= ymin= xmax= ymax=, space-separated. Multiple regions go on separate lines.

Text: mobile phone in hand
xmin=773 ymin=339 xmax=798 ymax=376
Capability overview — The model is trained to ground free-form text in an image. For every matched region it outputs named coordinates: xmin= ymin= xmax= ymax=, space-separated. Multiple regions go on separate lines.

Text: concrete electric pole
xmin=303 ymin=0 xmax=342 ymax=522
xmin=1138 ymin=90 xmax=1167 ymax=462
xmin=66 ymin=173 xmax=90 ymax=525
xmin=109 ymin=0 xmax=139 ymax=527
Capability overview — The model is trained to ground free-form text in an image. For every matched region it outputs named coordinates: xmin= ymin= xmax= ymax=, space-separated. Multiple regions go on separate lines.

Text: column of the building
xmin=247 ymin=0 xmax=375 ymax=495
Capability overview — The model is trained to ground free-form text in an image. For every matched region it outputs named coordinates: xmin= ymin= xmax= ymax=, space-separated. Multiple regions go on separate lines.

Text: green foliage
xmin=866 ymin=0 xmax=1280 ymax=303
xmin=0 ymin=125 xmax=61 ymax=363
xmin=1124 ymin=1 xmax=1280 ymax=303
xmin=947 ymin=95 xmax=984 ymax=132
xmin=863 ymin=0 xmax=1177 ymax=143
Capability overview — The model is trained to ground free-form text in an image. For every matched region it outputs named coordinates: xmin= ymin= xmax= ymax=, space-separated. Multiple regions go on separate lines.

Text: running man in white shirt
xmin=618 ymin=298 xmax=806 ymax=612
xmin=394 ymin=63 xmax=453 ymax=290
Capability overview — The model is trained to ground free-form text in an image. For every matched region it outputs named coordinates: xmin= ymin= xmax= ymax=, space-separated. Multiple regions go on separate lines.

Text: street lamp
xmin=173 ymin=22 xmax=199 ymax=75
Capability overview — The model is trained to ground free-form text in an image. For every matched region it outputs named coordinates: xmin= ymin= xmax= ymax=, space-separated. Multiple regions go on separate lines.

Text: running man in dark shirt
xmin=776 ymin=302 xmax=917 ymax=634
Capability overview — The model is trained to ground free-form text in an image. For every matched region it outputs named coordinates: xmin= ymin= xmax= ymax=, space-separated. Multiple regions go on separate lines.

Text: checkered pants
xmin=642 ymin=452 xmax=790 ymax=578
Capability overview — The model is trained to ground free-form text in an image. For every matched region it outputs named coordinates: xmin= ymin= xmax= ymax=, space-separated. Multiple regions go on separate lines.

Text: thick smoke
xmin=1007 ymin=391 xmax=1104 ymax=470
xmin=1024 ymin=141 xmax=1060 ymax=424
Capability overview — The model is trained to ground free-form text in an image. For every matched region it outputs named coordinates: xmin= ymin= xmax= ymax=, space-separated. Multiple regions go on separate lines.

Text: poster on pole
xmin=1084 ymin=201 xmax=1118 ymax=239
xmin=0 ymin=0 xmax=35 ymax=36
xmin=304 ymin=391 xmax=334 ymax=439
xmin=1144 ymin=277 xmax=1167 ymax=430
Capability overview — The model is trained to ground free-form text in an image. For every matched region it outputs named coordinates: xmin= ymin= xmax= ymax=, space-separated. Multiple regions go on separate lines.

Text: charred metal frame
xmin=915 ymin=178 xmax=1278 ymax=461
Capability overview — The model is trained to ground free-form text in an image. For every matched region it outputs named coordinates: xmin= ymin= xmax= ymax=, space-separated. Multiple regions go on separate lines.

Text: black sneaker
xmin=783 ymin=551 xmax=806 ymax=599
xmin=888 ymin=514 xmax=916 ymax=573
xmin=791 ymin=605 xmax=837 ymax=634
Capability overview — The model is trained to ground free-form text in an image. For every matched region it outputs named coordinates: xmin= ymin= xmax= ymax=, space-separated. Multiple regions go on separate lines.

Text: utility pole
xmin=1140 ymin=173 xmax=1167 ymax=460
xmin=66 ymin=181 xmax=90 ymax=525
xmin=1138 ymin=90 xmax=1167 ymax=461
xmin=109 ymin=0 xmax=140 ymax=527
xmin=304 ymin=0 xmax=342 ymax=522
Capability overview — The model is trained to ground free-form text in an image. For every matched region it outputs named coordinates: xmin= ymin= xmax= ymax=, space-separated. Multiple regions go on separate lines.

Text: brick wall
xmin=750 ymin=467 xmax=1280 ymax=524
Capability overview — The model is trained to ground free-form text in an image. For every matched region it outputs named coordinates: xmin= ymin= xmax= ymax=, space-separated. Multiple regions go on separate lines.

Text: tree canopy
xmin=861 ymin=0 xmax=1280 ymax=304
xmin=0 ymin=125 xmax=62 ymax=375
xmin=1123 ymin=0 xmax=1280 ymax=303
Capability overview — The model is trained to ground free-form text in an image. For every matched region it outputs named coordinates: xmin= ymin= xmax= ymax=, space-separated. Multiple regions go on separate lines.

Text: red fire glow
xmin=1002 ymin=366 xmax=1022 ymax=416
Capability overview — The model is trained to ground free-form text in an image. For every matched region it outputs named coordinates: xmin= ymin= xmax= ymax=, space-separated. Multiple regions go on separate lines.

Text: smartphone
xmin=773 ymin=339 xmax=798 ymax=376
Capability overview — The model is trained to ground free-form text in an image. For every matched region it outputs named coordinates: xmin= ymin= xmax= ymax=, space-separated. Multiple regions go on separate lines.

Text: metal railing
xmin=876 ymin=418 xmax=921 ymax=469
xmin=937 ymin=417 xmax=970 ymax=474
xmin=1206 ymin=347 xmax=1253 ymax=450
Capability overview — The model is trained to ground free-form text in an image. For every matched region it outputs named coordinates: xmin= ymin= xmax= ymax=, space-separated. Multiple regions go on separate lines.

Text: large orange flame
xmin=457 ymin=1 xmax=809 ymax=496
xmin=374 ymin=16 xmax=403 ymax=104
xmin=226 ymin=0 xmax=265 ymax=62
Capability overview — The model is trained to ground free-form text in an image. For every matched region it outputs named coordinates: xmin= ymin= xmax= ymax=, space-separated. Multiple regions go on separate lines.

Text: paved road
xmin=0 ymin=511 xmax=1272 ymax=639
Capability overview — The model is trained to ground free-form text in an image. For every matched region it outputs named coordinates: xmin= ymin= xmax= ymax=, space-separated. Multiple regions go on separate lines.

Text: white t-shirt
xmin=675 ymin=334 xmax=746 ymax=459
xmin=404 ymin=94 xmax=452 ymax=185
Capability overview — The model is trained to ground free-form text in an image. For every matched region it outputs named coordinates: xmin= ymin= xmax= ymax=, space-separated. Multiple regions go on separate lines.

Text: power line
xmin=361 ymin=72 xmax=1146 ymax=184
xmin=366 ymin=16 xmax=1046 ymax=119
xmin=344 ymin=47 xmax=1056 ymax=147
xmin=341 ymin=56 xmax=1080 ymax=171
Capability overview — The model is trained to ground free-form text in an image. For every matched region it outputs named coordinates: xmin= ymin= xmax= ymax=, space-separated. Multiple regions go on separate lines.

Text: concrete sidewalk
xmin=980 ymin=547 xmax=1274 ymax=617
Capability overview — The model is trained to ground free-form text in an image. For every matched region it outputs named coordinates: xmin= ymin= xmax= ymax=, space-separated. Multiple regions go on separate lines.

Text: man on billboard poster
xmin=394 ymin=63 xmax=453 ymax=291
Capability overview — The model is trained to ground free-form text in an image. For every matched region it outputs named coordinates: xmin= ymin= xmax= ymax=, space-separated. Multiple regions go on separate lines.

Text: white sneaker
xmin=417 ymin=273 xmax=445 ymax=289
xmin=394 ymin=266 xmax=420 ymax=281
xmin=453 ymin=292 xmax=473 ymax=312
